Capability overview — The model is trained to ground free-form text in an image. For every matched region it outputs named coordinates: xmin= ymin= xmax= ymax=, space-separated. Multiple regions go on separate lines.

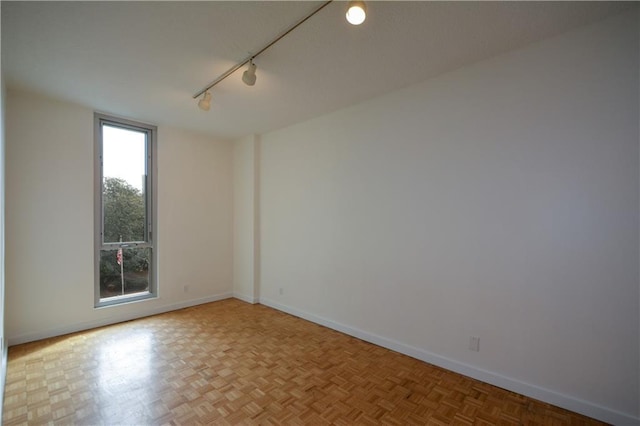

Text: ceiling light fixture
xmin=198 ymin=91 xmax=212 ymax=111
xmin=193 ymin=0 xmax=333 ymax=107
xmin=346 ymin=1 xmax=366 ymax=25
xmin=242 ymin=59 xmax=257 ymax=86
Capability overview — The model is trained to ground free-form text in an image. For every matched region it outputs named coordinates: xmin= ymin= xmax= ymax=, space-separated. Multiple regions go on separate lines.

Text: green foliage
xmin=99 ymin=177 xmax=150 ymax=296
xmin=103 ymin=177 xmax=145 ymax=243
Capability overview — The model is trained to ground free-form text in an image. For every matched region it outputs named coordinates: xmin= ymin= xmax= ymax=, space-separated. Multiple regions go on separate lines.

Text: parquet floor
xmin=4 ymin=299 xmax=603 ymax=425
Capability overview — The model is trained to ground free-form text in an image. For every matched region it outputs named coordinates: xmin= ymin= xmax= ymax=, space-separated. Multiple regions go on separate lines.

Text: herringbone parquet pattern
xmin=4 ymin=299 xmax=603 ymax=425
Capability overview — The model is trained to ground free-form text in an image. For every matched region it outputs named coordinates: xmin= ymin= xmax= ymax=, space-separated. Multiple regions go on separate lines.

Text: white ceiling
xmin=2 ymin=1 xmax=633 ymax=140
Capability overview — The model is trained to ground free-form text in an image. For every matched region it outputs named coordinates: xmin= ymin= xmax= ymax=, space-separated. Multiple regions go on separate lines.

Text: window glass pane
xmin=99 ymin=247 xmax=151 ymax=299
xmin=102 ymin=125 xmax=147 ymax=243
xmin=95 ymin=113 xmax=156 ymax=307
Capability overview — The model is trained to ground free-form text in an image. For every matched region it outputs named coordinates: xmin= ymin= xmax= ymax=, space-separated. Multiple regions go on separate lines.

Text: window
xmin=94 ymin=113 xmax=157 ymax=307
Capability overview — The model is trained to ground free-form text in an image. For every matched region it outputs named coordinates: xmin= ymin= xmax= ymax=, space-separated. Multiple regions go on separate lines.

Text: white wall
xmin=233 ymin=135 xmax=260 ymax=303
xmin=5 ymin=90 xmax=233 ymax=344
xmin=257 ymin=11 xmax=639 ymax=424
xmin=0 ymin=53 xmax=7 ymax=424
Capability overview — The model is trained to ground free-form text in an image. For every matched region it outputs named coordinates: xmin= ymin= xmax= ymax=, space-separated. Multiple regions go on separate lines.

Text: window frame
xmin=94 ymin=113 xmax=158 ymax=307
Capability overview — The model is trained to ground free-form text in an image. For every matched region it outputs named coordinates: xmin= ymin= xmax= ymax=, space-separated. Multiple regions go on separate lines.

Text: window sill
xmin=95 ymin=291 xmax=157 ymax=309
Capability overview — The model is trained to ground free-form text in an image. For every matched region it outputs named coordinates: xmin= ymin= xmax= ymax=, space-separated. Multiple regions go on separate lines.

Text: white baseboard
xmin=259 ymin=297 xmax=639 ymax=426
xmin=0 ymin=335 xmax=7 ymax=425
xmin=8 ymin=292 xmax=234 ymax=346
xmin=233 ymin=293 xmax=259 ymax=304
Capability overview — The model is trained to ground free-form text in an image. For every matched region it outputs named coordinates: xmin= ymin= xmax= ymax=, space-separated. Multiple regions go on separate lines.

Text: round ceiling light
xmin=346 ymin=1 xmax=366 ymax=25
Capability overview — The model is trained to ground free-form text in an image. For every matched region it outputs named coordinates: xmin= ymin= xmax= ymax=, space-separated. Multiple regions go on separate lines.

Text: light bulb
xmin=198 ymin=91 xmax=212 ymax=111
xmin=242 ymin=60 xmax=257 ymax=86
xmin=346 ymin=1 xmax=366 ymax=25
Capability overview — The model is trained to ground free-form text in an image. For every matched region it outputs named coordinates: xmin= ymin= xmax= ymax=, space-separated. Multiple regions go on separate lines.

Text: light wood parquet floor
xmin=4 ymin=299 xmax=603 ymax=425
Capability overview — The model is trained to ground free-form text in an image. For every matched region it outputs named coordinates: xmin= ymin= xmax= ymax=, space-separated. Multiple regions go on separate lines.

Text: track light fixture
xmin=242 ymin=60 xmax=257 ymax=86
xmin=193 ymin=1 xmax=333 ymax=107
xmin=198 ymin=91 xmax=212 ymax=111
xmin=193 ymin=0 xmax=367 ymax=110
xmin=346 ymin=1 xmax=366 ymax=25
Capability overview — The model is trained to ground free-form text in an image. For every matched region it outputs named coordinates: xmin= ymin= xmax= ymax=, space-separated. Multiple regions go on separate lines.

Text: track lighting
xmin=198 ymin=91 xmax=212 ymax=111
xmin=194 ymin=0 xmax=369 ymax=110
xmin=346 ymin=1 xmax=366 ymax=25
xmin=193 ymin=1 xmax=333 ymax=107
xmin=242 ymin=60 xmax=257 ymax=86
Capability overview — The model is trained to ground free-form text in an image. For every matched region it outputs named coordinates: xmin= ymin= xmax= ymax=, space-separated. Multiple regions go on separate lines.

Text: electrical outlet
xmin=469 ymin=336 xmax=480 ymax=352
xmin=279 ymin=288 xmax=284 ymax=295
xmin=183 ymin=285 xmax=189 ymax=293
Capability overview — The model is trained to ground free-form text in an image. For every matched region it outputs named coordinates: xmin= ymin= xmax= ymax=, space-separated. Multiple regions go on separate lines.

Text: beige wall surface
xmin=257 ymin=12 xmax=639 ymax=423
xmin=5 ymin=91 xmax=234 ymax=344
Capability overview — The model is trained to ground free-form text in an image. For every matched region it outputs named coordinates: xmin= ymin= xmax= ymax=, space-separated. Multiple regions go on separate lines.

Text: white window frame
xmin=94 ymin=113 xmax=158 ymax=307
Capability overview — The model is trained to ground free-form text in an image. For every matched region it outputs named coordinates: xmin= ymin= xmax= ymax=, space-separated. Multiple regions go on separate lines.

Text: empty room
xmin=0 ymin=1 xmax=638 ymax=424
